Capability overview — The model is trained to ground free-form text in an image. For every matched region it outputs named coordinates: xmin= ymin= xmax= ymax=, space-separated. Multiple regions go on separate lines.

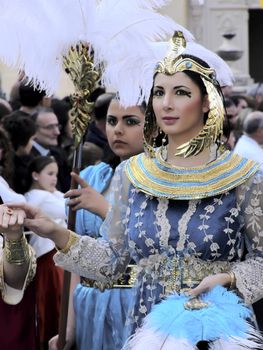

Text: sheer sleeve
xmin=54 ymin=161 xmax=131 ymax=282
xmin=232 ymin=170 xmax=263 ymax=304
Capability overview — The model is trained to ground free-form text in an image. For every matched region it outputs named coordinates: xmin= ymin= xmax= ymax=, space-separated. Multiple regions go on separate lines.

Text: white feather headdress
xmin=100 ymin=37 xmax=234 ymax=106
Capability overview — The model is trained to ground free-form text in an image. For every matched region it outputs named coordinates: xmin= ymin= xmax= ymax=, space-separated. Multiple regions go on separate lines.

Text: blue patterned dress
xmin=55 ymin=151 xmax=263 ymax=345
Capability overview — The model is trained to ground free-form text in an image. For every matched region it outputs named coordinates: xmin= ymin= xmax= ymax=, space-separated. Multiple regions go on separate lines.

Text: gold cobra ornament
xmin=155 ymin=31 xmax=187 ymax=75
xmin=63 ymin=43 xmax=100 ymax=147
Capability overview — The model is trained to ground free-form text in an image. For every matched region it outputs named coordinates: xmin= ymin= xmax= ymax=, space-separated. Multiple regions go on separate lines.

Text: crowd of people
xmin=0 ymin=31 xmax=263 ymax=350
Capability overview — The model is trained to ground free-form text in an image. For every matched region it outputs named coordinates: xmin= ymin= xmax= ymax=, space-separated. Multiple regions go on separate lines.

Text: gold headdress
xmin=145 ymin=31 xmax=226 ymax=158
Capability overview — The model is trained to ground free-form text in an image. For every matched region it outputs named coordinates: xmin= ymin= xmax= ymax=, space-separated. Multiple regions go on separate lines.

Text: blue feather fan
xmin=148 ymin=285 xmax=251 ymax=344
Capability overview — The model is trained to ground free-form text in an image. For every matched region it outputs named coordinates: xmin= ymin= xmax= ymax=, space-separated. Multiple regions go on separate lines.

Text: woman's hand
xmin=0 ymin=204 xmax=25 ymax=240
xmin=8 ymin=203 xmax=58 ymax=238
xmin=187 ymin=273 xmax=231 ymax=297
xmin=65 ymin=172 xmax=109 ymax=219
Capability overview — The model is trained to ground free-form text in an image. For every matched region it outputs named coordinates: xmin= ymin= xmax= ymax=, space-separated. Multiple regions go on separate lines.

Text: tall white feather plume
xmin=0 ymin=0 xmax=89 ymax=94
xmin=0 ymin=0 xmax=193 ymax=102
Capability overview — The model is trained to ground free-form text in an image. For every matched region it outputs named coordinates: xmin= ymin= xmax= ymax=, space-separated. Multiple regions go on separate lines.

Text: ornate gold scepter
xmin=58 ymin=43 xmax=100 ymax=350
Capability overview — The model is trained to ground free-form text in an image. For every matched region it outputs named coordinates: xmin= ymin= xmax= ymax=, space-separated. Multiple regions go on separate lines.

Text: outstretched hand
xmin=65 ymin=172 xmax=109 ymax=219
xmin=6 ymin=203 xmax=59 ymax=239
xmin=7 ymin=203 xmax=70 ymax=249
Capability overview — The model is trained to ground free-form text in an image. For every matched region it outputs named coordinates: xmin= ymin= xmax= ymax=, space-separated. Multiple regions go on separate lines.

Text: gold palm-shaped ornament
xmin=63 ymin=43 xmax=100 ymax=147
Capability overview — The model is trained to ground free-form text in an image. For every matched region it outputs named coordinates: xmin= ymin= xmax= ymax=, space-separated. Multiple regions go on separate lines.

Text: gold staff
xmin=58 ymin=43 xmax=100 ymax=350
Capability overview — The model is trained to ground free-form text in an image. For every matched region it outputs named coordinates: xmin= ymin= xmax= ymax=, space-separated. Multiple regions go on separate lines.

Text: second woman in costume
xmin=50 ymin=95 xmax=146 ymax=350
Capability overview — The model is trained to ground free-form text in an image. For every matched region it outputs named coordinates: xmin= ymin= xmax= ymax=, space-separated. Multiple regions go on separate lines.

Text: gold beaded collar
xmin=125 ymin=149 xmax=260 ymax=200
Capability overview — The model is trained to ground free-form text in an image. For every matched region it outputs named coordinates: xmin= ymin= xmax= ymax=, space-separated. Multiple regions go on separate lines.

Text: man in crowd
xmin=31 ymin=107 xmax=70 ymax=191
xmin=234 ymin=111 xmax=263 ymax=169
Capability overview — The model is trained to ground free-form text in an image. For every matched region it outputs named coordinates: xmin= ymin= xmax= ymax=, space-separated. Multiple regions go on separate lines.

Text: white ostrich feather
xmin=0 ymin=0 xmax=89 ymax=94
xmin=0 ymin=0 xmax=192 ymax=101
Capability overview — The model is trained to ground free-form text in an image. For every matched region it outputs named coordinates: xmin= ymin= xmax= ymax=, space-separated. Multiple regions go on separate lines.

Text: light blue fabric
xmin=75 ymin=162 xmax=113 ymax=238
xmin=73 ymin=162 xmax=132 ymax=350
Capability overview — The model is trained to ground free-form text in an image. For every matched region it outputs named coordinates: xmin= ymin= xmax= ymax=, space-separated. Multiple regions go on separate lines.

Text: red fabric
xmin=0 ymin=279 xmax=39 ymax=350
xmin=36 ymin=249 xmax=63 ymax=345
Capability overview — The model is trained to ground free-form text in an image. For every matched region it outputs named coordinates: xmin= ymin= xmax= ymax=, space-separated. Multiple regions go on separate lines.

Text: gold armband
xmin=56 ymin=230 xmax=79 ymax=254
xmin=226 ymin=271 xmax=236 ymax=290
xmin=3 ymin=234 xmax=30 ymax=265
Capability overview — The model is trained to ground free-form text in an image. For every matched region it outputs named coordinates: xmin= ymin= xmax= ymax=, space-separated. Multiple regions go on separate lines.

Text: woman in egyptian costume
xmin=5 ymin=31 xmax=263 ymax=349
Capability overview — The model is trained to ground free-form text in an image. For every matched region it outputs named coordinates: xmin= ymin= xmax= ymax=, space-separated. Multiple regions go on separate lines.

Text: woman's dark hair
xmin=19 ymin=82 xmax=46 ymax=107
xmin=25 ymin=156 xmax=57 ymax=191
xmin=89 ymin=87 xmax=106 ymax=103
xmin=138 ymin=100 xmax=147 ymax=114
xmin=94 ymin=93 xmax=116 ymax=121
xmin=0 ymin=127 xmax=14 ymax=186
xmin=2 ymin=115 xmax=36 ymax=151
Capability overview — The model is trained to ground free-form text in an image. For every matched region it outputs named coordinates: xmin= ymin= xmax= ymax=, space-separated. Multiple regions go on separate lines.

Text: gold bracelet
xmin=56 ymin=230 xmax=79 ymax=254
xmin=3 ymin=234 xmax=30 ymax=265
xmin=226 ymin=271 xmax=236 ymax=290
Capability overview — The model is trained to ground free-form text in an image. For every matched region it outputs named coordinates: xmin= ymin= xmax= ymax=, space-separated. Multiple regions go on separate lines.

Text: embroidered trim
xmin=155 ymin=198 xmax=170 ymax=249
xmin=177 ymin=200 xmax=198 ymax=251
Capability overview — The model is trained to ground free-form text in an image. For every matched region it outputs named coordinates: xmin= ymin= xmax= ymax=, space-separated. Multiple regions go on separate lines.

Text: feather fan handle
xmin=63 ymin=44 xmax=100 ymax=147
